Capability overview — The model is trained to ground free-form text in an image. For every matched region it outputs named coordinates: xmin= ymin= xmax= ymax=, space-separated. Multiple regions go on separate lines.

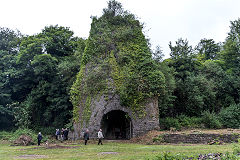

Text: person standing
xmin=57 ymin=129 xmax=61 ymax=140
xmin=83 ymin=129 xmax=89 ymax=145
xmin=37 ymin=132 xmax=42 ymax=146
xmin=61 ymin=128 xmax=65 ymax=141
xmin=63 ymin=128 xmax=69 ymax=140
xmin=98 ymin=129 xmax=104 ymax=145
xmin=55 ymin=129 xmax=59 ymax=140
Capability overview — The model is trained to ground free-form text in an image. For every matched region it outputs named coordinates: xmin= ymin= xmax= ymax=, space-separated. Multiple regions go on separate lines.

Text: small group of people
xmin=37 ymin=128 xmax=104 ymax=146
xmin=55 ymin=128 xmax=69 ymax=141
xmin=83 ymin=128 xmax=104 ymax=145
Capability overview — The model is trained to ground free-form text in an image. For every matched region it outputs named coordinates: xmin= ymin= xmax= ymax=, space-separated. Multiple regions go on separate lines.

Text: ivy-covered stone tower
xmin=70 ymin=1 xmax=164 ymax=139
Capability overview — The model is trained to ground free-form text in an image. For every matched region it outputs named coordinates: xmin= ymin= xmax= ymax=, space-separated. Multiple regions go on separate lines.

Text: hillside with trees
xmin=0 ymin=0 xmax=240 ymax=134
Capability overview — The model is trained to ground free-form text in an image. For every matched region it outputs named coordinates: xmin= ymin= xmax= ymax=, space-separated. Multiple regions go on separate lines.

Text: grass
xmin=0 ymin=140 xmax=237 ymax=160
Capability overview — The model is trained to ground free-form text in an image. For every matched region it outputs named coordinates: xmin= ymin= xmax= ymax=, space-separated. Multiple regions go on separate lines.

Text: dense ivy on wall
xmin=70 ymin=0 xmax=166 ymax=123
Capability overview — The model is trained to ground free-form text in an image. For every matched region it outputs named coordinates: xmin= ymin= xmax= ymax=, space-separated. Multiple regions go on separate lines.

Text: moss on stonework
xmin=109 ymin=51 xmax=124 ymax=92
xmin=81 ymin=95 xmax=92 ymax=125
xmin=70 ymin=65 xmax=86 ymax=123
xmin=70 ymin=1 xmax=166 ymax=126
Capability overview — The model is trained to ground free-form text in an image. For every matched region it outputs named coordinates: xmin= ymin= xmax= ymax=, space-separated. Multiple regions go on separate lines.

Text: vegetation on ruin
xmin=0 ymin=0 xmax=240 ymax=133
xmin=70 ymin=0 xmax=167 ymax=124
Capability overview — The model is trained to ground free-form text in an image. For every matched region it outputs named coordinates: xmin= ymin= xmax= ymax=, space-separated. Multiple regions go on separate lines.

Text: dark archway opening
xmin=100 ymin=110 xmax=132 ymax=140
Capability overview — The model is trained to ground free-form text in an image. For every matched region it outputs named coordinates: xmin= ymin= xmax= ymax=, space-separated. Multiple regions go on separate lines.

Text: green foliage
xmin=152 ymin=135 xmax=164 ymax=143
xmin=159 ymin=117 xmax=181 ymax=130
xmin=0 ymin=131 xmax=14 ymax=140
xmin=160 ymin=116 xmax=202 ymax=130
xmin=40 ymin=25 xmax=78 ymax=57
xmin=3 ymin=1 xmax=240 ymax=134
xmin=70 ymin=0 xmax=167 ymax=124
xmin=201 ymin=110 xmax=222 ymax=129
xmin=0 ymin=142 xmax=236 ymax=160
xmin=233 ymin=139 xmax=240 ymax=155
xmin=2 ymin=25 xmax=84 ymax=130
xmin=219 ymin=104 xmax=240 ymax=128
xmin=0 ymin=27 xmax=21 ymax=130
xmin=151 ymin=152 xmax=191 ymax=160
xmin=195 ymin=38 xmax=220 ymax=61
xmin=36 ymin=126 xmax=56 ymax=136
xmin=176 ymin=115 xmax=202 ymax=128
xmin=201 ymin=60 xmax=233 ymax=111
xmin=9 ymin=128 xmax=36 ymax=142
xmin=8 ymin=128 xmax=50 ymax=144
xmin=81 ymin=95 xmax=92 ymax=124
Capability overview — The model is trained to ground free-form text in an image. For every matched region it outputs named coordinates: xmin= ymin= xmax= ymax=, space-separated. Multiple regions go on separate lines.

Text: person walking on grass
xmin=37 ymin=132 xmax=42 ymax=146
xmin=98 ymin=129 xmax=104 ymax=145
xmin=84 ymin=129 xmax=89 ymax=145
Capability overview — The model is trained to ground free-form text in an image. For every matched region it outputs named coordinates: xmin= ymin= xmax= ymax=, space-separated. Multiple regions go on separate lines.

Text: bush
xmin=219 ymin=103 xmax=240 ymax=128
xmin=36 ymin=126 xmax=56 ymax=135
xmin=151 ymin=152 xmax=194 ymax=160
xmin=176 ymin=115 xmax=202 ymax=128
xmin=201 ymin=110 xmax=222 ymax=129
xmin=233 ymin=139 xmax=240 ymax=155
xmin=9 ymin=128 xmax=52 ymax=145
xmin=159 ymin=117 xmax=181 ymax=130
xmin=9 ymin=128 xmax=37 ymax=143
xmin=0 ymin=131 xmax=14 ymax=140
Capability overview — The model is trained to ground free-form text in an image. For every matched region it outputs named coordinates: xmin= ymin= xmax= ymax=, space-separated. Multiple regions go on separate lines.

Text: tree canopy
xmin=1 ymin=0 xmax=240 ymax=131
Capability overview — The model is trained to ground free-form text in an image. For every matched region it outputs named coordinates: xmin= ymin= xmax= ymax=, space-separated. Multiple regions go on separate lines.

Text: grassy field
xmin=0 ymin=140 xmax=237 ymax=160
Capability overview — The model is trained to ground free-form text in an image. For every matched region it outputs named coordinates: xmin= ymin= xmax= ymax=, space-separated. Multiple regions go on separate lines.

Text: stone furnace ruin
xmin=73 ymin=93 xmax=159 ymax=139
xmin=70 ymin=1 xmax=163 ymax=139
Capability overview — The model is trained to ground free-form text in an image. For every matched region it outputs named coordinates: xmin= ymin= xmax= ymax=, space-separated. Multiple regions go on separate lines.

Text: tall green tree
xmin=195 ymin=38 xmax=221 ymax=61
xmin=13 ymin=25 xmax=85 ymax=129
xmin=0 ymin=27 xmax=21 ymax=129
xmin=219 ymin=19 xmax=240 ymax=105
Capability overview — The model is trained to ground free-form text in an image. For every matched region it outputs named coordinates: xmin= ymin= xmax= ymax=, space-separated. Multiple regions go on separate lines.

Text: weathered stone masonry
xmin=73 ymin=93 xmax=159 ymax=139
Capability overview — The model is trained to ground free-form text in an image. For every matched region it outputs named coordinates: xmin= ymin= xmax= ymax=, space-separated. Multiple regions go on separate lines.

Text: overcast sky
xmin=1 ymin=0 xmax=240 ymax=58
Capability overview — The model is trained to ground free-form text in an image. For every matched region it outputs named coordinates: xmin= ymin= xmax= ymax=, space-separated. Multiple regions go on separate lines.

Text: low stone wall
xmin=162 ymin=134 xmax=239 ymax=144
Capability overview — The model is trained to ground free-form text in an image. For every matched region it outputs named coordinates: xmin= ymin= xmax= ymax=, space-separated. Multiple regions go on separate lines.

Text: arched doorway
xmin=100 ymin=110 xmax=132 ymax=140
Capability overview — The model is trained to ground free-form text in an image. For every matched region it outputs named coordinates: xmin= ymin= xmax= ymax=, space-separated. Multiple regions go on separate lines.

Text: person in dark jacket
xmin=83 ymin=129 xmax=89 ymax=145
xmin=63 ymin=128 xmax=69 ymax=140
xmin=37 ymin=132 xmax=42 ymax=146
xmin=64 ymin=128 xmax=69 ymax=140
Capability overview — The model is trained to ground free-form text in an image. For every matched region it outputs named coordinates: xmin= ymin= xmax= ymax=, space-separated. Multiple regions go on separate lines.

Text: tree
xmin=152 ymin=45 xmax=164 ymax=62
xmin=0 ymin=27 xmax=21 ymax=130
xmin=40 ymin=25 xmax=78 ymax=57
xmin=11 ymin=26 xmax=84 ymax=130
xmin=169 ymin=38 xmax=193 ymax=60
xmin=103 ymin=0 xmax=124 ymax=17
xmin=195 ymin=38 xmax=220 ymax=61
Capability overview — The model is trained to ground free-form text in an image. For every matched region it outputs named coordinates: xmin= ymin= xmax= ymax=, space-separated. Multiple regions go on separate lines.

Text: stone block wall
xmin=73 ymin=93 xmax=159 ymax=139
xmin=162 ymin=134 xmax=239 ymax=144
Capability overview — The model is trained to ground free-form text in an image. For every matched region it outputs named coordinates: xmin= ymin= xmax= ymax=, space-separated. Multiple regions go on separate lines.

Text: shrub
xmin=159 ymin=117 xmax=181 ymax=130
xmin=151 ymin=152 xmax=194 ymax=160
xmin=176 ymin=115 xmax=202 ymax=128
xmin=201 ymin=110 xmax=222 ymax=129
xmin=219 ymin=103 xmax=240 ymax=128
xmin=233 ymin=139 xmax=240 ymax=155
xmin=36 ymin=126 xmax=56 ymax=135
xmin=9 ymin=128 xmax=37 ymax=143
xmin=0 ymin=131 xmax=14 ymax=140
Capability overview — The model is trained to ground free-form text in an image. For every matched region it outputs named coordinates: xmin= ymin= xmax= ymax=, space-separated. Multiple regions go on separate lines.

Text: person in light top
xmin=97 ymin=129 xmax=104 ymax=145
